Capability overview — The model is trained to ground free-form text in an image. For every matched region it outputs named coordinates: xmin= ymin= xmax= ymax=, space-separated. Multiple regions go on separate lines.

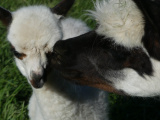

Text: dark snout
xmin=30 ymin=73 xmax=45 ymax=89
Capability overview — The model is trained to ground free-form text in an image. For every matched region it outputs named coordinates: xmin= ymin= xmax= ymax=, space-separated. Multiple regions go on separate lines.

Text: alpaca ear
xmin=51 ymin=0 xmax=75 ymax=16
xmin=0 ymin=7 xmax=12 ymax=26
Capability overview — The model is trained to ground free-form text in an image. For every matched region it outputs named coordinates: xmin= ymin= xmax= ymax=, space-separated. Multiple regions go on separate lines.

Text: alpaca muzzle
xmin=30 ymin=73 xmax=45 ymax=88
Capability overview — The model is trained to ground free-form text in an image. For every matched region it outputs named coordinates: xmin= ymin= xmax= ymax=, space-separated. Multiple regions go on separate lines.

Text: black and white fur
xmin=52 ymin=0 xmax=160 ymax=97
xmin=0 ymin=0 xmax=108 ymax=120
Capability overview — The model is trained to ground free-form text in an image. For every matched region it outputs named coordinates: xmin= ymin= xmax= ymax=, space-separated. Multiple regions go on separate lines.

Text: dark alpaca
xmin=52 ymin=0 xmax=160 ymax=97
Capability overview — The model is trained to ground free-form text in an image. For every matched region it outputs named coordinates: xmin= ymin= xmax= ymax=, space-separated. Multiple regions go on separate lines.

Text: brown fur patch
xmin=18 ymin=53 xmax=26 ymax=60
xmin=10 ymin=44 xmax=27 ymax=60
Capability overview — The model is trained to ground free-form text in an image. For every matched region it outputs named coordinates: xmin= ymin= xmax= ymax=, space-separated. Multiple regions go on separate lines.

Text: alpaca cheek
xmin=15 ymin=58 xmax=28 ymax=78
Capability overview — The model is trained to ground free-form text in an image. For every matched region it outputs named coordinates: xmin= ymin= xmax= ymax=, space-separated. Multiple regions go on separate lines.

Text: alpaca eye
xmin=13 ymin=51 xmax=21 ymax=57
xmin=10 ymin=45 xmax=26 ymax=60
xmin=13 ymin=50 xmax=26 ymax=60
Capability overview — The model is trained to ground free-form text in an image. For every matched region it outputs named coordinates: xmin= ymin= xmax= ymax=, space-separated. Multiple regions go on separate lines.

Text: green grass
xmin=0 ymin=0 xmax=160 ymax=120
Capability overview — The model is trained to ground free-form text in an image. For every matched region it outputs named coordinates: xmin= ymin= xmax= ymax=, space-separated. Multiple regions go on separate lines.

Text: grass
xmin=0 ymin=0 xmax=160 ymax=120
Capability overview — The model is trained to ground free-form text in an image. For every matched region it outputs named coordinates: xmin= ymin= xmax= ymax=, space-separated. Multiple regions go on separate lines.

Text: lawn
xmin=0 ymin=0 xmax=160 ymax=120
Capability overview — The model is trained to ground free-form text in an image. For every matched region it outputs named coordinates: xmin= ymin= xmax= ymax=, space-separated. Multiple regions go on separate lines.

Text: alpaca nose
xmin=30 ymin=72 xmax=45 ymax=89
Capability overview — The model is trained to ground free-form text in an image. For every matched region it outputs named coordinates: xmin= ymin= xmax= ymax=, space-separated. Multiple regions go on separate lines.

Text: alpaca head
xmin=0 ymin=0 xmax=75 ymax=88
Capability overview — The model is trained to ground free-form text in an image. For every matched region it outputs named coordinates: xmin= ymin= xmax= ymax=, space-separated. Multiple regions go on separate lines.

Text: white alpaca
xmin=0 ymin=0 xmax=108 ymax=120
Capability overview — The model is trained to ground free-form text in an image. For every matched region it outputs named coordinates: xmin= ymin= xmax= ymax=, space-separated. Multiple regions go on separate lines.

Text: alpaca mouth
xmin=30 ymin=79 xmax=45 ymax=89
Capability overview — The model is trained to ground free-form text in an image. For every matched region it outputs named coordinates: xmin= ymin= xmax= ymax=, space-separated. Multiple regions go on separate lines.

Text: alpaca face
xmin=0 ymin=0 xmax=75 ymax=88
xmin=8 ymin=6 xmax=62 ymax=88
